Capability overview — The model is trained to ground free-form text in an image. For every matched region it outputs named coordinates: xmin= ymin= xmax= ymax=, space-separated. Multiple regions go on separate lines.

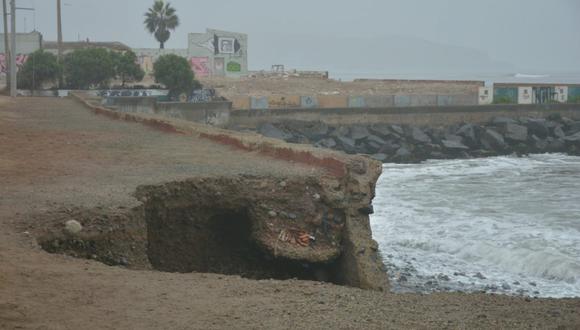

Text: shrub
xmin=492 ymin=96 xmax=515 ymax=104
xmin=110 ymin=50 xmax=145 ymax=86
xmin=153 ymin=54 xmax=200 ymax=97
xmin=568 ymin=96 xmax=580 ymax=104
xmin=17 ymin=50 xmax=61 ymax=90
xmin=63 ymin=48 xmax=115 ymax=89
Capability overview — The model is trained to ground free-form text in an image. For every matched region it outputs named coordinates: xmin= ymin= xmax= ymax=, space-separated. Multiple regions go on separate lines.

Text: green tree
xmin=63 ymin=48 xmax=115 ymax=89
xmin=111 ymin=51 xmax=145 ymax=86
xmin=17 ymin=50 xmax=61 ymax=90
xmin=144 ymin=0 xmax=179 ymax=49
xmin=153 ymin=54 xmax=199 ymax=97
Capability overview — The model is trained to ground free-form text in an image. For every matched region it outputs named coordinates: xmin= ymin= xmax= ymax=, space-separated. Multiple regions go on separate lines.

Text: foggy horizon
xmin=4 ymin=0 xmax=580 ymax=75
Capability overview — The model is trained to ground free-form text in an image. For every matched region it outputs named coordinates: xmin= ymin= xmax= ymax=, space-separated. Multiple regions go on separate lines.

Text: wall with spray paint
xmin=133 ymin=29 xmax=248 ymax=79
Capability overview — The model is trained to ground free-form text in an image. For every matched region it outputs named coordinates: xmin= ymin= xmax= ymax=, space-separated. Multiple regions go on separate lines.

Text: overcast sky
xmin=7 ymin=0 xmax=580 ymax=74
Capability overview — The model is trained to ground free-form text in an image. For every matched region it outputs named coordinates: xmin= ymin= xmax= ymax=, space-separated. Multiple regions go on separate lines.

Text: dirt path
xmin=1 ymin=97 xmax=578 ymax=329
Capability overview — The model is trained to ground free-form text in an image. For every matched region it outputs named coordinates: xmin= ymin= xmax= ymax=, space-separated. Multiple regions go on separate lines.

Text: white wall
xmin=478 ymin=87 xmax=493 ymax=104
xmin=554 ymin=86 xmax=568 ymax=103
xmin=518 ymin=87 xmax=533 ymax=104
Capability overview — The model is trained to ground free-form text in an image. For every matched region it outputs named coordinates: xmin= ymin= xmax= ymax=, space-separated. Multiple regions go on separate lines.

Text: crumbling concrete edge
xmin=70 ymin=92 xmax=389 ymax=291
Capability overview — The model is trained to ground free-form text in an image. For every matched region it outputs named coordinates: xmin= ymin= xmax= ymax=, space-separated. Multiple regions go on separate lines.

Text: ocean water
xmin=370 ymin=154 xmax=580 ymax=298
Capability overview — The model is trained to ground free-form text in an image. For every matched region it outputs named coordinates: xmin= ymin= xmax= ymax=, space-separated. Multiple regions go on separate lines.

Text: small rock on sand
xmin=64 ymin=220 xmax=83 ymax=235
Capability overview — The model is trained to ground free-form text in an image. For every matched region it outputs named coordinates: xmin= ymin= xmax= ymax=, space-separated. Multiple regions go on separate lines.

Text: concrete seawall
xmin=230 ymin=104 xmax=580 ymax=129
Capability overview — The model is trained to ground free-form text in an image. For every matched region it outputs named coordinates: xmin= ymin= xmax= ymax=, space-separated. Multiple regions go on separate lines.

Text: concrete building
xmin=134 ymin=28 xmax=248 ymax=79
xmin=43 ymin=40 xmax=132 ymax=56
xmin=0 ymin=31 xmax=42 ymax=74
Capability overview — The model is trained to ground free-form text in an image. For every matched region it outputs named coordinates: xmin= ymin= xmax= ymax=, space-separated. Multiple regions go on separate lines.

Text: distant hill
xmin=251 ymin=34 xmax=515 ymax=75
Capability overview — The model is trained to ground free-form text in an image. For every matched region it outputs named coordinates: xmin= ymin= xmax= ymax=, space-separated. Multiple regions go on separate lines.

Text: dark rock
xmin=491 ymin=116 xmax=518 ymax=125
xmin=566 ymin=121 xmax=580 ymax=135
xmin=369 ymin=124 xmax=399 ymax=138
xmin=315 ymin=138 xmax=337 ymax=149
xmin=367 ymin=134 xmax=386 ymax=146
xmin=390 ymin=125 xmax=405 ymax=136
xmin=331 ymin=126 xmax=350 ymax=138
xmin=370 ymin=153 xmax=388 ymax=162
xmin=408 ymin=127 xmax=432 ymax=144
xmin=335 ymin=136 xmax=357 ymax=154
xmin=443 ymin=134 xmax=463 ymax=143
xmin=526 ymin=119 xmax=550 ymax=138
xmin=258 ymin=123 xmax=293 ymax=141
xmin=364 ymin=141 xmax=383 ymax=154
xmin=394 ymin=146 xmax=413 ymax=162
xmin=553 ymin=126 xmax=566 ymax=139
xmin=501 ymin=283 xmax=511 ymax=290
xmin=378 ymin=140 xmax=401 ymax=155
xmin=564 ymin=132 xmax=580 ymax=143
xmin=532 ymin=135 xmax=548 ymax=151
xmin=441 ymin=139 xmax=469 ymax=151
xmin=546 ymin=138 xmax=566 ymax=152
xmin=456 ymin=124 xmax=479 ymax=147
xmin=285 ymin=120 xmax=329 ymax=141
xmin=503 ymin=123 xmax=528 ymax=142
xmin=349 ymin=125 xmax=371 ymax=141
xmin=358 ymin=205 xmax=374 ymax=215
xmin=481 ymin=129 xmax=507 ymax=151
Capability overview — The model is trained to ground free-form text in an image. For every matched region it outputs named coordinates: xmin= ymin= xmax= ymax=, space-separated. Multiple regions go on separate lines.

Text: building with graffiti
xmin=133 ymin=28 xmax=248 ymax=79
xmin=0 ymin=31 xmax=42 ymax=75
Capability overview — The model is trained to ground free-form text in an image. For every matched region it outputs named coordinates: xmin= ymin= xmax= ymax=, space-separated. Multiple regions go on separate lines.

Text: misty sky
xmin=6 ymin=0 xmax=580 ymax=74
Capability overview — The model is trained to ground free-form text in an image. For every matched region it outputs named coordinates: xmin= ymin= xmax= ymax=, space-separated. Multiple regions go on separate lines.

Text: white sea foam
xmin=371 ymin=154 xmax=580 ymax=298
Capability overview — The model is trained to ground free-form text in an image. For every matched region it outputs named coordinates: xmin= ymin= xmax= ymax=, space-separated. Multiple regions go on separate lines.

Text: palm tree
xmin=144 ymin=0 xmax=179 ymax=49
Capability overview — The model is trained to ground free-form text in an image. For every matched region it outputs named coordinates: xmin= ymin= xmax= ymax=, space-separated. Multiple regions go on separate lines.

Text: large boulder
xmin=525 ymin=119 xmax=550 ymax=139
xmin=564 ymin=132 xmax=580 ymax=145
xmin=481 ymin=128 xmax=507 ymax=151
xmin=284 ymin=120 xmax=329 ymax=141
xmin=315 ymin=137 xmax=337 ymax=149
xmin=491 ymin=116 xmax=518 ymax=125
xmin=441 ymin=139 xmax=470 ymax=151
xmin=502 ymin=123 xmax=528 ymax=142
xmin=456 ymin=124 xmax=479 ymax=147
xmin=349 ymin=125 xmax=371 ymax=141
xmin=369 ymin=124 xmax=399 ymax=139
xmin=378 ymin=140 xmax=401 ymax=155
xmin=407 ymin=127 xmax=432 ymax=144
xmin=335 ymin=136 xmax=357 ymax=154
xmin=258 ymin=123 xmax=293 ymax=141
xmin=566 ymin=121 xmax=580 ymax=135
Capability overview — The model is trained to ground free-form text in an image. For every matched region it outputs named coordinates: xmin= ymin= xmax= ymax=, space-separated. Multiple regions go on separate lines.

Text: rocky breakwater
xmin=255 ymin=114 xmax=580 ymax=162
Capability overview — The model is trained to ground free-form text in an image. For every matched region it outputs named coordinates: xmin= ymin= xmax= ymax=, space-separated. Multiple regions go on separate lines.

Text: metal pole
xmin=9 ymin=0 xmax=16 ymax=97
xmin=56 ymin=0 xmax=62 ymax=63
xmin=2 ymin=0 xmax=10 ymax=90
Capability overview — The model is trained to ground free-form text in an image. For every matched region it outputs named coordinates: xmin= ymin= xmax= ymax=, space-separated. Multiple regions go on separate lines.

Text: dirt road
xmin=1 ymin=97 xmax=578 ymax=329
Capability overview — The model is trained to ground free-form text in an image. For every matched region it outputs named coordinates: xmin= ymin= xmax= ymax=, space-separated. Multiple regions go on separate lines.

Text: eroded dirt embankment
xmin=27 ymin=94 xmax=388 ymax=290
xmin=36 ymin=171 xmax=387 ymax=290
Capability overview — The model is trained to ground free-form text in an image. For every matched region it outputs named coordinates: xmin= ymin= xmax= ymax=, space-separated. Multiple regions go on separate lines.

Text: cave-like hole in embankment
xmin=145 ymin=204 xmax=336 ymax=282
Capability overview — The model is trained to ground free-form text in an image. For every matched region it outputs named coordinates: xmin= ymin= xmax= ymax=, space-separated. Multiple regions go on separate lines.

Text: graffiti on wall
xmin=189 ymin=88 xmax=216 ymax=103
xmin=190 ymin=57 xmax=210 ymax=77
xmin=193 ymin=34 xmax=243 ymax=57
xmin=226 ymin=61 xmax=241 ymax=72
xmin=0 ymin=54 xmax=28 ymax=73
xmin=98 ymin=90 xmax=154 ymax=97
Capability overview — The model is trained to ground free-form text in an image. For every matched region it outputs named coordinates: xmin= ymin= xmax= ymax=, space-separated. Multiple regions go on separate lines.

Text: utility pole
xmin=2 ymin=0 xmax=10 ymax=90
xmin=56 ymin=0 xmax=62 ymax=63
xmin=9 ymin=0 xmax=16 ymax=97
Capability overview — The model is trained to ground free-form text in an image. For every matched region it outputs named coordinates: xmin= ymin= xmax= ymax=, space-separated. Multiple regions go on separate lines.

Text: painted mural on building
xmin=0 ymin=54 xmax=29 ymax=73
xmin=190 ymin=57 xmax=210 ymax=77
